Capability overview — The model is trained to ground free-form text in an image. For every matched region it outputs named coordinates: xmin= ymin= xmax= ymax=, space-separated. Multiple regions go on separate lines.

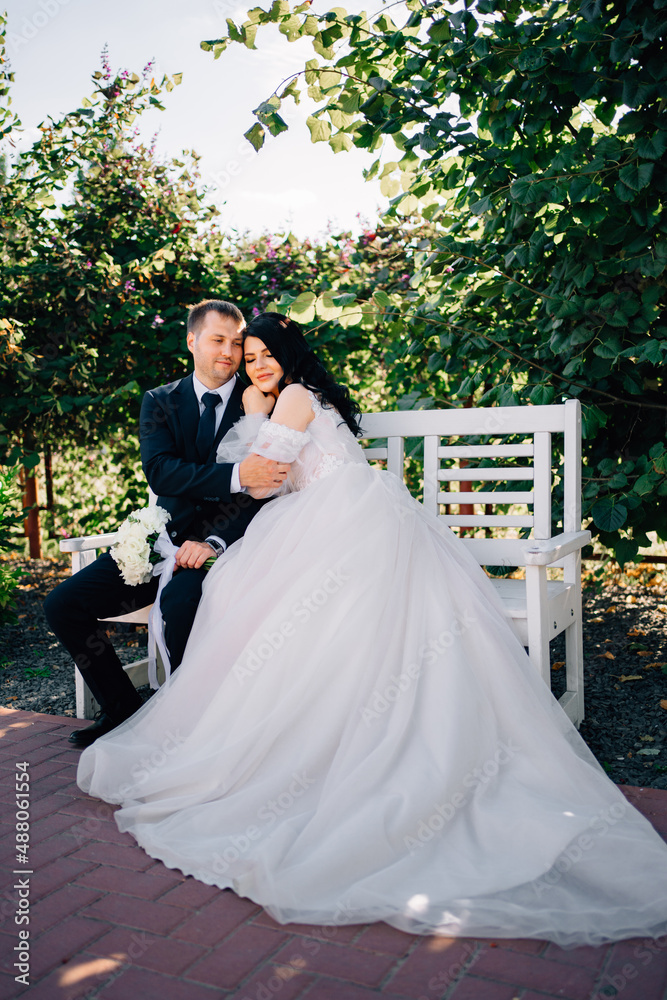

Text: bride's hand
xmin=243 ymin=385 xmax=276 ymax=416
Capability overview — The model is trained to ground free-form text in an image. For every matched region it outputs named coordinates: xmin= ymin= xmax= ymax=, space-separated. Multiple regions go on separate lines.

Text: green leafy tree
xmin=206 ymin=0 xmax=667 ymax=561
xmin=0 ymin=56 xmax=232 ymax=545
xmin=0 ymin=10 xmax=19 ymax=142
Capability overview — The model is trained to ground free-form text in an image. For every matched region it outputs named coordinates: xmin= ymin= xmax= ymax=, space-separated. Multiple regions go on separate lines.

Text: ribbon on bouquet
xmin=147 ymin=530 xmax=178 ymax=689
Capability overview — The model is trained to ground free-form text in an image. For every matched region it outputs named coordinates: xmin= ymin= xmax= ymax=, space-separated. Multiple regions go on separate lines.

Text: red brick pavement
xmin=1 ymin=706 xmax=666 ymax=1000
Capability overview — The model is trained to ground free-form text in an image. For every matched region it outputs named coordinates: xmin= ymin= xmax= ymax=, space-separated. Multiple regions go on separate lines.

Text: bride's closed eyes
xmin=244 ymin=352 xmax=273 ymax=364
xmin=244 ymin=335 xmax=285 ymax=394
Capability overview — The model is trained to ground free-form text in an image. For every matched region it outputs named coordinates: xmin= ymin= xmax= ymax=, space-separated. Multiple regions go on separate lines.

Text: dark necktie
xmin=195 ymin=391 xmax=221 ymax=462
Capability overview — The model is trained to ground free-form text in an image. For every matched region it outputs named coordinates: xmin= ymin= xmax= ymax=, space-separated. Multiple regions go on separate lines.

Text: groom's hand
xmin=239 ymin=454 xmax=289 ymax=489
xmin=175 ymin=540 xmax=216 ymax=570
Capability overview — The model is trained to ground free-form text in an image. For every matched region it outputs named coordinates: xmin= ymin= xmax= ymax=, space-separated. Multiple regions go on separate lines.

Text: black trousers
xmin=44 ymin=553 xmax=207 ymax=722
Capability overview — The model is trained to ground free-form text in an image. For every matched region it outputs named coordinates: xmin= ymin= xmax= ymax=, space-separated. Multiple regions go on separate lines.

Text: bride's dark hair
xmin=243 ymin=312 xmax=362 ymax=437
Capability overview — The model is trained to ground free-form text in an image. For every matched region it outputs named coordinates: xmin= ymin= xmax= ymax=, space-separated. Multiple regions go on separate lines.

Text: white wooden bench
xmin=360 ymin=399 xmax=590 ymax=726
xmin=61 ymin=399 xmax=590 ymax=726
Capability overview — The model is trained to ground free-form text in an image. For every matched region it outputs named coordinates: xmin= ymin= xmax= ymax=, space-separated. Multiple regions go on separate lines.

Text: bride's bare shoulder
xmin=272 ymin=383 xmax=316 ymax=430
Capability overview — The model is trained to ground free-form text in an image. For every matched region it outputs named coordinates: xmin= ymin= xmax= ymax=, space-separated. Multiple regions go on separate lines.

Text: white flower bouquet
xmin=110 ymin=505 xmax=172 ymax=586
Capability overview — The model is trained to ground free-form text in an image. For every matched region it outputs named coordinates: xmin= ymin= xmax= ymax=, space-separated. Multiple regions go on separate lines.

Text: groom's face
xmin=187 ymin=312 xmax=245 ymax=389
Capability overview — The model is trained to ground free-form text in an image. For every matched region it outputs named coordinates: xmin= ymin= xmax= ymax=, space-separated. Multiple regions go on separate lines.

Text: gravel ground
xmin=1 ymin=556 xmax=666 ymax=788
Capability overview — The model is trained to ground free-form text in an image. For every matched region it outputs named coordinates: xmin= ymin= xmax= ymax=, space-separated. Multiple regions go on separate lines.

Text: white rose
xmin=111 ymin=536 xmax=152 ymax=586
xmin=122 ymin=552 xmax=152 ymax=585
xmin=117 ymin=520 xmax=145 ymax=543
xmin=124 ymin=535 xmax=149 ymax=558
xmin=121 ymin=560 xmax=151 ymax=586
xmin=138 ymin=505 xmax=171 ymax=534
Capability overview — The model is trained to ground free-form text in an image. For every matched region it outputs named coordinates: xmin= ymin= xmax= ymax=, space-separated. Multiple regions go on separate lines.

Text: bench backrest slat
xmin=359 ymin=399 xmax=581 ymax=555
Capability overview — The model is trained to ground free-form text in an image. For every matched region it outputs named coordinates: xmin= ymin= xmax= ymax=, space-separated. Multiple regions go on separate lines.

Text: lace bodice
xmin=217 ymin=390 xmax=367 ymax=494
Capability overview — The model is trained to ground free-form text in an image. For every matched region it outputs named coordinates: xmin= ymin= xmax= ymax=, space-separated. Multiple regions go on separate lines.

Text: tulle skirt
xmin=78 ymin=463 xmax=667 ymax=947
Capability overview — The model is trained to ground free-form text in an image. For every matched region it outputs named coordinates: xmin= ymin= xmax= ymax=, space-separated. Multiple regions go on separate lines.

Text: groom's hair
xmin=187 ymin=299 xmax=244 ymax=338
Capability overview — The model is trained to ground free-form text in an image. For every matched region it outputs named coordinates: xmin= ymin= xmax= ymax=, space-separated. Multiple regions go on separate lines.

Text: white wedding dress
xmin=78 ymin=392 xmax=667 ymax=947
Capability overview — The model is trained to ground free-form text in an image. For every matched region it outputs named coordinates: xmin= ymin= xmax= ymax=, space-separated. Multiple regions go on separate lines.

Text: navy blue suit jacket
xmin=139 ymin=373 xmax=266 ymax=546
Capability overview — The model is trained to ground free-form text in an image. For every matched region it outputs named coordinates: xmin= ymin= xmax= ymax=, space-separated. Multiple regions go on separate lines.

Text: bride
xmin=78 ymin=312 xmax=667 ymax=947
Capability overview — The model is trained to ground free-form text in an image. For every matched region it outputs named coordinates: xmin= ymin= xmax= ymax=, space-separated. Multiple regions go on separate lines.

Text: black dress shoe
xmin=68 ymin=712 xmax=118 ymax=748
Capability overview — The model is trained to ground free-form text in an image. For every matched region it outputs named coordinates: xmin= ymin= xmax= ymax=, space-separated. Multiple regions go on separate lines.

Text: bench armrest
xmin=60 ymin=532 xmax=119 ymax=553
xmin=523 ymin=530 xmax=591 ymax=566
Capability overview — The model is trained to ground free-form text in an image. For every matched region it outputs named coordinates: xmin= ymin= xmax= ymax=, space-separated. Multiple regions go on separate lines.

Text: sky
xmin=2 ymin=0 xmax=392 ymax=239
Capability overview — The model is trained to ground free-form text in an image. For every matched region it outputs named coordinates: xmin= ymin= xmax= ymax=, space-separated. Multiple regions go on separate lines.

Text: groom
xmin=45 ymin=299 xmax=289 ymax=747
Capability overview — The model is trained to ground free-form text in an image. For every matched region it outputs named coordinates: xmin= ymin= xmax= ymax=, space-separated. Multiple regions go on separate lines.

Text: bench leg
xmin=563 ymin=551 xmax=585 ymax=727
xmin=525 ymin=564 xmax=551 ymax=688
xmin=75 ymin=652 xmax=165 ymax=719
xmin=75 ymin=670 xmax=99 ymax=720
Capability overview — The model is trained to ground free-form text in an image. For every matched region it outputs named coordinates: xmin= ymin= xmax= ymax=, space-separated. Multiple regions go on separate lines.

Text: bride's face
xmin=244 ymin=336 xmax=284 ymax=396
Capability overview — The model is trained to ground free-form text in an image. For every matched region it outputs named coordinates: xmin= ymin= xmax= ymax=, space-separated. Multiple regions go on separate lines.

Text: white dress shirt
xmin=192 ymin=373 xmax=243 ymax=493
xmin=192 ymin=373 xmax=244 ymax=554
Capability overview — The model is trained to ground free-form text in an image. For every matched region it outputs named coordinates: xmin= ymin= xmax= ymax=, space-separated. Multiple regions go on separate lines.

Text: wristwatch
xmin=205 ymin=537 xmax=225 ymax=558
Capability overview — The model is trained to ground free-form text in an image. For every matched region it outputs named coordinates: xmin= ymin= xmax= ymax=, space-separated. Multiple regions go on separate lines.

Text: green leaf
xmin=591 ymin=496 xmax=627 ymax=532
xmin=427 ymin=352 xmax=445 ymax=373
xmin=618 ymin=162 xmax=654 ymax=192
xmin=330 ymin=130 xmax=353 ymax=153
xmin=244 ymin=122 xmax=265 ymax=151
xmin=315 ymin=291 xmax=342 ymax=320
xmin=427 ymin=19 xmax=451 ymax=41
xmin=509 ymin=178 xmax=543 ymax=205
xmin=289 ymin=291 xmax=317 ymax=322
xmin=529 ymin=384 xmax=555 ymax=405
xmin=332 ymin=292 xmax=357 ymax=306
xmin=267 ymin=113 xmax=288 ymax=137
xmin=373 ymin=290 xmax=391 ymax=308
xmin=305 ymin=59 xmax=320 ymax=84
xmin=306 ymin=116 xmax=331 ymax=143
xmin=635 ymin=131 xmax=667 ymax=160
xmin=613 ymin=537 xmax=640 ymax=567
xmin=280 ymin=77 xmax=301 ymax=105
xmin=328 ymin=108 xmax=354 ymax=129
xmin=593 ymin=339 xmax=622 ymax=359
xmin=633 ymin=473 xmax=656 ymax=496
xmin=254 ymin=95 xmax=281 ymax=122
xmin=320 ymin=69 xmax=342 ymax=89
xmin=313 ymin=33 xmax=335 ymax=59
xmin=470 ymin=195 xmax=492 ymax=215
xmin=22 ymin=451 xmax=41 ymax=470
xmin=380 ymin=174 xmax=400 ymax=197
xmin=279 ymin=15 xmax=303 ymax=41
